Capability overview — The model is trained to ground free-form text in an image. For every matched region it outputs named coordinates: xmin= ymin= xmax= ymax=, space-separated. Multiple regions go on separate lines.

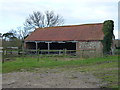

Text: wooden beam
xmin=48 ymin=42 xmax=50 ymax=54
xmin=58 ymin=42 xmax=65 ymax=43
xmin=45 ymin=42 xmax=52 ymax=43
xmin=35 ymin=42 xmax=38 ymax=54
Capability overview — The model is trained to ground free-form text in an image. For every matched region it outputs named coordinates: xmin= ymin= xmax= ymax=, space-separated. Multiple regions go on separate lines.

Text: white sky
xmin=0 ymin=0 xmax=119 ymax=39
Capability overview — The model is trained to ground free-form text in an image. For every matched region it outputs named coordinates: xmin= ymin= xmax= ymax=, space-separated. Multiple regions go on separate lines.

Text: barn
xmin=24 ymin=23 xmax=105 ymax=57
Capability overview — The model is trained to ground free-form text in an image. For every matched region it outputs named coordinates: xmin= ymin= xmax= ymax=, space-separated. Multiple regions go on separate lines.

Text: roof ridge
xmin=36 ymin=23 xmax=103 ymax=30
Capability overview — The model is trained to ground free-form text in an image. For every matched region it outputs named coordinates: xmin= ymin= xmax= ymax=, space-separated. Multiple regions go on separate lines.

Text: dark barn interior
xmin=26 ymin=42 xmax=76 ymax=50
xmin=47 ymin=42 xmax=76 ymax=50
xmin=26 ymin=42 xmax=36 ymax=49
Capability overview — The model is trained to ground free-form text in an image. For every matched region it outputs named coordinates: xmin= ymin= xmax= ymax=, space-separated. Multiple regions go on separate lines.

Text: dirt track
xmin=2 ymin=68 xmax=106 ymax=88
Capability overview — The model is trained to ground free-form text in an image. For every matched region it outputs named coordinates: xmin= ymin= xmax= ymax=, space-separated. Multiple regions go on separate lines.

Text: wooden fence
xmin=2 ymin=48 xmax=105 ymax=62
xmin=1 ymin=47 xmax=119 ymax=63
xmin=3 ymin=48 xmax=100 ymax=55
xmin=3 ymin=48 xmax=97 ymax=57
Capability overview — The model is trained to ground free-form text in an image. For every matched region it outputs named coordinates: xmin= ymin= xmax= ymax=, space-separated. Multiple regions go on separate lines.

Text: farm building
xmin=113 ymin=39 xmax=120 ymax=49
xmin=24 ymin=22 xmax=114 ymax=57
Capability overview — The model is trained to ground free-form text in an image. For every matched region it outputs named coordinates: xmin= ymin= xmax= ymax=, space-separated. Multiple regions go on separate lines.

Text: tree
xmin=0 ymin=33 xmax=2 ymax=36
xmin=2 ymin=30 xmax=23 ymax=48
xmin=45 ymin=11 xmax=64 ymax=27
xmin=24 ymin=10 xmax=64 ymax=30
xmin=2 ymin=32 xmax=15 ymax=41
xmin=17 ymin=26 xmax=30 ymax=50
xmin=17 ymin=27 xmax=28 ymax=40
xmin=102 ymin=20 xmax=114 ymax=54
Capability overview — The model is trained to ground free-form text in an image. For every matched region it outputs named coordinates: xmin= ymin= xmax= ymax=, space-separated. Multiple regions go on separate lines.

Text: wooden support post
xmin=65 ymin=49 xmax=66 ymax=56
xmin=37 ymin=49 xmax=39 ymax=61
xmin=63 ymin=49 xmax=66 ymax=56
xmin=35 ymin=42 xmax=38 ymax=54
xmin=48 ymin=42 xmax=50 ymax=54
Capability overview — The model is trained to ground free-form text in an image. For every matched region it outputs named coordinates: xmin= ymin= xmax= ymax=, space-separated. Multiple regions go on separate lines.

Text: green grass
xmin=0 ymin=62 xmax=2 ymax=73
xmin=2 ymin=55 xmax=119 ymax=88
xmin=73 ymin=58 xmax=118 ymax=88
xmin=115 ymin=49 xmax=120 ymax=55
xmin=2 ymin=55 xmax=117 ymax=73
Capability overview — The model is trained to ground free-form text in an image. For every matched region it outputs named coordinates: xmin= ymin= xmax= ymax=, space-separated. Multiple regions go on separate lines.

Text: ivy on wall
xmin=102 ymin=20 xmax=114 ymax=54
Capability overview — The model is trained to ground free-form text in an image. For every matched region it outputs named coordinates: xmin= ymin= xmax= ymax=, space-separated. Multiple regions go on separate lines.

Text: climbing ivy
xmin=102 ymin=20 xmax=114 ymax=54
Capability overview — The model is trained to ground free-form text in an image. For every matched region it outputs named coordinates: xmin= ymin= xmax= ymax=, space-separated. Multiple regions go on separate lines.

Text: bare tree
xmin=17 ymin=27 xmax=29 ymax=50
xmin=17 ymin=27 xmax=28 ymax=40
xmin=24 ymin=10 xmax=64 ymax=30
xmin=45 ymin=11 xmax=64 ymax=27
xmin=24 ymin=11 xmax=44 ymax=29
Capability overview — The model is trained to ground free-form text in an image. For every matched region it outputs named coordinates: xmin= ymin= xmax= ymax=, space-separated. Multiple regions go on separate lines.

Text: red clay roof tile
xmin=25 ymin=23 xmax=104 ymax=41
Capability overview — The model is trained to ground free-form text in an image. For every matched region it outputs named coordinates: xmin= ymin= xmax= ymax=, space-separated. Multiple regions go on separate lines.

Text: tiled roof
xmin=25 ymin=23 xmax=104 ymax=41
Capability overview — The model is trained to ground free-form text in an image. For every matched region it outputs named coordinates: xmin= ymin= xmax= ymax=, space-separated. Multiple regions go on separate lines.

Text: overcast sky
xmin=0 ymin=0 xmax=119 ymax=39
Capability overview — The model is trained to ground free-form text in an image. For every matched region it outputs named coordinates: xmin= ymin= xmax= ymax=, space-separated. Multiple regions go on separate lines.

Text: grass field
xmin=0 ymin=62 xmax=1 ymax=73
xmin=2 ymin=55 xmax=119 ymax=88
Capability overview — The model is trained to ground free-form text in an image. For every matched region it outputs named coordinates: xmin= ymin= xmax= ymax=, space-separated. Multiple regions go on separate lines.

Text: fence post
xmin=2 ymin=49 xmax=4 ymax=63
xmin=63 ymin=49 xmax=65 ymax=56
xmin=40 ymin=50 xmax=42 ymax=55
xmin=11 ymin=49 xmax=12 ymax=55
xmin=59 ymin=50 xmax=61 ymax=55
xmin=82 ymin=50 xmax=84 ymax=58
xmin=63 ymin=49 xmax=67 ymax=56
xmin=22 ymin=49 xmax=24 ymax=61
xmin=5 ymin=50 xmax=6 ymax=56
xmin=37 ymin=49 xmax=40 ymax=62
xmin=65 ymin=49 xmax=66 ymax=56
